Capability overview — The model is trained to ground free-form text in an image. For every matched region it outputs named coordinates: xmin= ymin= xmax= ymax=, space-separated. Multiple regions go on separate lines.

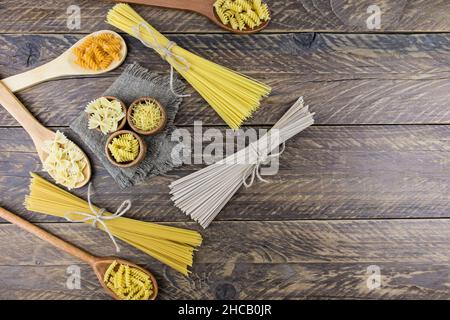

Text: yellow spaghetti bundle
xmin=107 ymin=4 xmax=271 ymax=129
xmin=25 ymin=173 xmax=202 ymax=275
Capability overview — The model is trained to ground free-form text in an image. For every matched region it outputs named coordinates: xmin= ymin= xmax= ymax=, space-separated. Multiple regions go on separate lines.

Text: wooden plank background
xmin=0 ymin=0 xmax=449 ymax=300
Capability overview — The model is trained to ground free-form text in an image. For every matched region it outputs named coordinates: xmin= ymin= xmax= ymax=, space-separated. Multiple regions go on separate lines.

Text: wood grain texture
xmin=1 ymin=0 xmax=450 ymax=33
xmin=2 ymin=0 xmax=450 ymax=301
xmin=2 ymin=220 xmax=450 ymax=299
xmin=1 ymin=33 xmax=449 ymax=126
xmin=0 ymin=125 xmax=448 ymax=223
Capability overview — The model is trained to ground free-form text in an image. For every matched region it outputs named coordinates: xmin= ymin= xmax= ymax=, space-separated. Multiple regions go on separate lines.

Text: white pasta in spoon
xmin=42 ymin=131 xmax=87 ymax=189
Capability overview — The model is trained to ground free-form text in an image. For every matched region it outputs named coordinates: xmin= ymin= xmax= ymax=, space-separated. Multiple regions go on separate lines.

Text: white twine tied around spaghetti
xmin=243 ymin=142 xmax=286 ymax=188
xmin=64 ymin=183 xmax=131 ymax=253
xmin=132 ymin=22 xmax=191 ymax=98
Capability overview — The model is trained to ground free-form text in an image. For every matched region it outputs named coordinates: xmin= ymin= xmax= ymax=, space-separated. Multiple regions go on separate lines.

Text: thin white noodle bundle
xmin=169 ymin=97 xmax=315 ymax=228
xmin=106 ymin=4 xmax=271 ymax=129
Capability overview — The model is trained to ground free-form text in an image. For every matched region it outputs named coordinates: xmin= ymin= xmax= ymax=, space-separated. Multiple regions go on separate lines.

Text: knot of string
xmin=64 ymin=183 xmax=131 ymax=253
xmin=132 ymin=22 xmax=191 ymax=98
xmin=243 ymin=142 xmax=286 ymax=188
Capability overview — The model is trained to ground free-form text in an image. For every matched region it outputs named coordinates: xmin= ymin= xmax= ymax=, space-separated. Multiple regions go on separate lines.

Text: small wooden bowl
xmin=127 ymin=97 xmax=167 ymax=136
xmin=88 ymin=96 xmax=127 ymax=134
xmin=105 ymin=130 xmax=147 ymax=168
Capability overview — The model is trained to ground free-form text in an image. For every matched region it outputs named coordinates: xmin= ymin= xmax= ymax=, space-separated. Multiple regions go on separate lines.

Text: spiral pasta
xmin=130 ymin=100 xmax=163 ymax=132
xmin=104 ymin=260 xmax=154 ymax=300
xmin=214 ymin=0 xmax=270 ymax=31
xmin=85 ymin=97 xmax=125 ymax=134
xmin=108 ymin=133 xmax=139 ymax=163
xmin=73 ymin=32 xmax=122 ymax=71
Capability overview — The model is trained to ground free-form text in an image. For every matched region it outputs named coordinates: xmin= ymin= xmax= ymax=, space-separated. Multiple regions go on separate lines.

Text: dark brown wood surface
xmin=0 ymin=0 xmax=449 ymax=300
xmin=2 ymin=33 xmax=450 ymax=126
xmin=1 ymin=0 xmax=450 ymax=33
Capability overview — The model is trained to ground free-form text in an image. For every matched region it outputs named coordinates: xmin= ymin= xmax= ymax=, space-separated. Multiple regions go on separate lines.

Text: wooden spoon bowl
xmin=0 ymin=81 xmax=91 ymax=189
xmin=38 ymin=130 xmax=91 ymax=189
xmin=0 ymin=207 xmax=158 ymax=301
xmin=94 ymin=257 xmax=158 ymax=300
xmin=88 ymin=96 xmax=128 ymax=134
xmin=2 ymin=30 xmax=127 ymax=93
xmin=117 ymin=0 xmax=270 ymax=34
xmin=127 ymin=97 xmax=167 ymax=136
xmin=105 ymin=130 xmax=147 ymax=168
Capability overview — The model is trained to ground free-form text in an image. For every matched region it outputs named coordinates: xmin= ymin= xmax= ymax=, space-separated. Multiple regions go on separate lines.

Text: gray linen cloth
xmin=71 ymin=63 xmax=185 ymax=188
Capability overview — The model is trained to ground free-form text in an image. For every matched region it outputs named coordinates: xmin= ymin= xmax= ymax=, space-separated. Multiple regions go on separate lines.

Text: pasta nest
xmin=85 ymin=97 xmax=125 ymax=134
xmin=130 ymin=100 xmax=163 ymax=132
xmin=214 ymin=0 xmax=270 ymax=31
xmin=73 ymin=32 xmax=122 ymax=71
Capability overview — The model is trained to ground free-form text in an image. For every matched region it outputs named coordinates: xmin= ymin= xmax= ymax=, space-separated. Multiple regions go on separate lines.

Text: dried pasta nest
xmin=127 ymin=97 xmax=167 ymax=135
xmin=213 ymin=0 xmax=270 ymax=31
xmin=105 ymin=130 xmax=146 ymax=168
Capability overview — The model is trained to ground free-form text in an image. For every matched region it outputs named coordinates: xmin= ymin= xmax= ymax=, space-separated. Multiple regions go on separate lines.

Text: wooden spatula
xmin=117 ymin=0 xmax=270 ymax=34
xmin=0 ymin=81 xmax=91 ymax=189
xmin=2 ymin=30 xmax=127 ymax=93
xmin=0 ymin=207 xmax=158 ymax=300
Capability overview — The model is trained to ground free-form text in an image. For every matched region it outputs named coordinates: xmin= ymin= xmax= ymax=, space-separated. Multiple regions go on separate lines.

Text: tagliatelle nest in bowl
xmin=42 ymin=131 xmax=87 ymax=189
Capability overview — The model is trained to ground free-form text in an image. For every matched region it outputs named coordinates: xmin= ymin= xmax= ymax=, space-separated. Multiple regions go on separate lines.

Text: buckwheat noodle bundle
xmin=25 ymin=173 xmax=202 ymax=275
xmin=106 ymin=3 xmax=271 ymax=129
xmin=169 ymin=97 xmax=314 ymax=228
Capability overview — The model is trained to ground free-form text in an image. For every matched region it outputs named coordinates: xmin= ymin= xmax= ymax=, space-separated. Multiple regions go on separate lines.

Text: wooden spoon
xmin=116 ymin=0 xmax=270 ymax=34
xmin=0 ymin=207 xmax=158 ymax=300
xmin=2 ymin=30 xmax=127 ymax=93
xmin=0 ymin=81 xmax=91 ymax=189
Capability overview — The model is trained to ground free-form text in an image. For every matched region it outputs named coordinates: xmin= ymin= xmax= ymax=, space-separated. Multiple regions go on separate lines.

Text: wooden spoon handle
xmin=2 ymin=57 xmax=65 ymax=93
xmin=0 ymin=81 xmax=46 ymax=139
xmin=0 ymin=207 xmax=98 ymax=265
xmin=116 ymin=0 xmax=214 ymax=18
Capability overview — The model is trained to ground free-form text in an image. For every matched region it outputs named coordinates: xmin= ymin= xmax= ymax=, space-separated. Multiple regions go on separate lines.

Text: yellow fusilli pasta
xmin=215 ymin=6 xmax=230 ymax=25
xmin=254 ymin=0 xmax=270 ymax=20
xmin=223 ymin=0 xmax=243 ymax=13
xmin=104 ymin=260 xmax=154 ymax=300
xmin=108 ymin=133 xmax=139 ymax=163
xmin=73 ymin=32 xmax=122 ymax=71
xmin=243 ymin=9 xmax=261 ymax=26
xmin=213 ymin=0 xmax=270 ymax=30
xmin=236 ymin=0 xmax=252 ymax=11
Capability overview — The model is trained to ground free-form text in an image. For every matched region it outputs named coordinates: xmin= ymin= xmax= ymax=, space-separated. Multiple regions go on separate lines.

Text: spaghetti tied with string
xmin=107 ymin=3 xmax=271 ymax=129
xmin=25 ymin=173 xmax=202 ymax=275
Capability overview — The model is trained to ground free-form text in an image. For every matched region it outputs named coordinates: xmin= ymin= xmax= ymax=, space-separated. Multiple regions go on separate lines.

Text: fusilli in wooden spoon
xmin=2 ymin=30 xmax=127 ymax=93
xmin=116 ymin=0 xmax=270 ymax=34
xmin=0 ymin=207 xmax=158 ymax=300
